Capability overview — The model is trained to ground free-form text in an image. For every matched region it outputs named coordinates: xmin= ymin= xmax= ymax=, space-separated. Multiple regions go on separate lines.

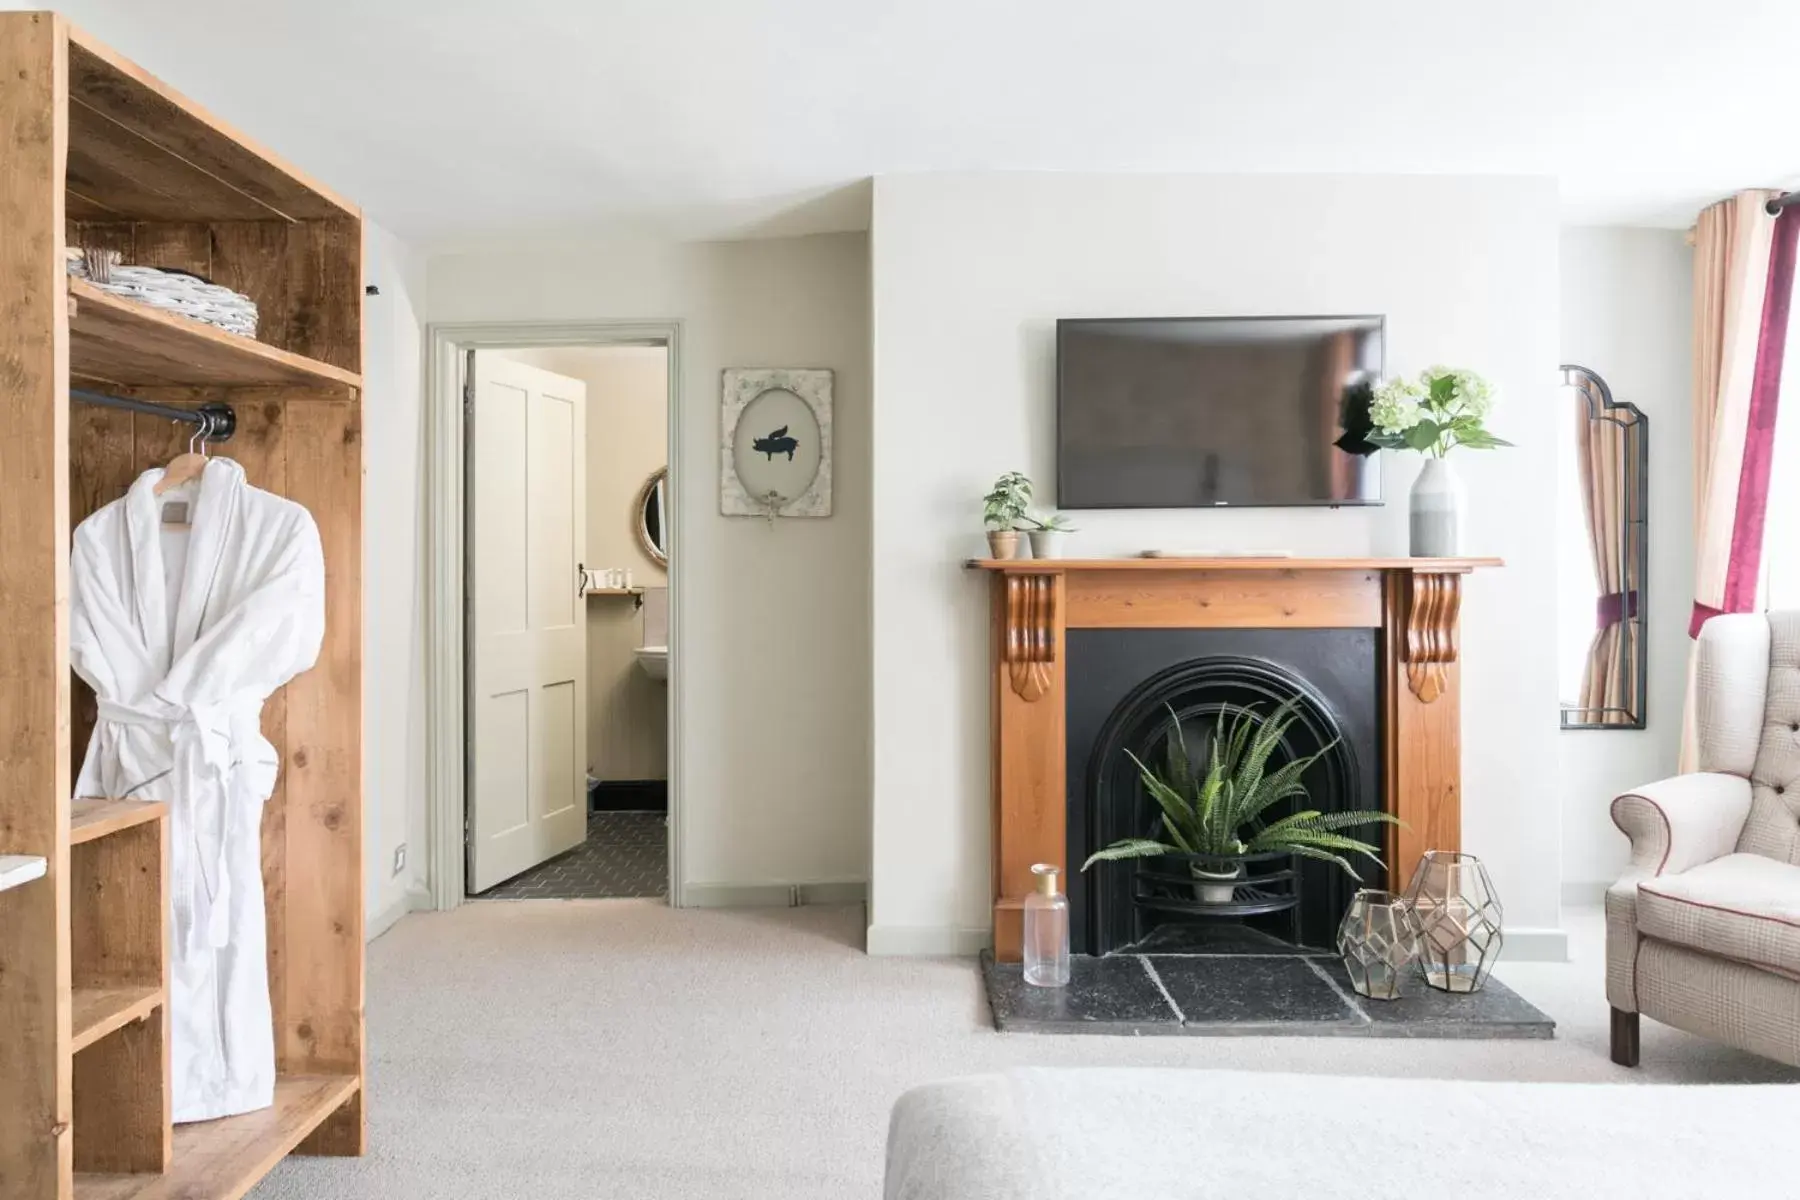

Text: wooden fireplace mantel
xmin=970 ymin=556 xmax=1502 ymax=961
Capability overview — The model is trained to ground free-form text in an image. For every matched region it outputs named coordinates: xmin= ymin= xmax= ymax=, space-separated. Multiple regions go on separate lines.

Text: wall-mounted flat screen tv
xmin=1056 ymin=315 xmax=1385 ymax=508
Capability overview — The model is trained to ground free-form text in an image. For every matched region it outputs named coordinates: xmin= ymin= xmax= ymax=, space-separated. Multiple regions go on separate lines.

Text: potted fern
xmin=1082 ymin=697 xmax=1399 ymax=903
xmin=982 ymin=471 xmax=1033 ymax=559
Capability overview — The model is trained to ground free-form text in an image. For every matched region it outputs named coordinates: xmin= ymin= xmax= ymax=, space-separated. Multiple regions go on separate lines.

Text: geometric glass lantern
xmin=1336 ymin=889 xmax=1422 ymax=1001
xmin=1402 ymin=850 xmax=1503 ymax=993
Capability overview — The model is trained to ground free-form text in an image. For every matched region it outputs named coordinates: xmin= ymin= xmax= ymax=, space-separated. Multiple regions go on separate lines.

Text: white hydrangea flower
xmin=1370 ymin=377 xmax=1427 ymax=434
xmin=1451 ymin=369 xmax=1495 ymax=418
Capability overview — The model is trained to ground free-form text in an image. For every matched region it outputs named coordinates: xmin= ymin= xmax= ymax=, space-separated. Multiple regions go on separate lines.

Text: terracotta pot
xmin=986 ymin=530 xmax=1026 ymax=560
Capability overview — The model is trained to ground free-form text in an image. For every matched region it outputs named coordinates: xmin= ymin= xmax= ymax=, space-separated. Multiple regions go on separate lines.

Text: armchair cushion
xmin=1638 ymin=853 xmax=1800 ymax=979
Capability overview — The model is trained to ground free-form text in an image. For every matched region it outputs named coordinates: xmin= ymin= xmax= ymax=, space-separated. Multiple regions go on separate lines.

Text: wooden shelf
xmin=74 ymin=1075 xmax=360 ymax=1200
xmin=68 ymin=278 xmax=363 ymax=392
xmin=70 ymin=985 xmax=161 ymax=1054
xmin=71 ymin=797 xmax=167 ymax=846
xmin=584 ymin=587 xmax=645 ymax=597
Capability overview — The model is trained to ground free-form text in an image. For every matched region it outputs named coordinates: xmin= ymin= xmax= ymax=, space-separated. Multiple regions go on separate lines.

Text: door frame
xmin=423 ymin=319 xmax=685 ymax=911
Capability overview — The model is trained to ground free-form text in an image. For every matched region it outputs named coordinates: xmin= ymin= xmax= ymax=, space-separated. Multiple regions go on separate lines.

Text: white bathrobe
xmin=70 ymin=457 xmax=324 ymax=1123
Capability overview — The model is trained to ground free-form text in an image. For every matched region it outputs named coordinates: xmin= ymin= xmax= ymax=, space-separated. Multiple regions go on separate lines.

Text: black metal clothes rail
xmin=70 ymin=388 xmax=236 ymax=443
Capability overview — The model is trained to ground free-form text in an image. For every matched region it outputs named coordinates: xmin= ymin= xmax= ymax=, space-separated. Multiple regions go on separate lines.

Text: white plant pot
xmin=1027 ymin=529 xmax=1066 ymax=559
xmin=1409 ymin=457 xmax=1464 ymax=557
xmin=1190 ymin=862 xmax=1244 ymax=904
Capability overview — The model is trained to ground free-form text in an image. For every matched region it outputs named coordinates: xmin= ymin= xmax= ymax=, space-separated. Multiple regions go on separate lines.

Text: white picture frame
xmin=720 ymin=368 xmax=833 ymax=518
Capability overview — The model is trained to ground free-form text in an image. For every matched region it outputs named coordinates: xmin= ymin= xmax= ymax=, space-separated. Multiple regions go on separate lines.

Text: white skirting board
xmin=1499 ymin=926 xmax=1571 ymax=963
xmin=367 ymin=883 xmax=433 ymax=944
xmin=866 ymin=924 xmax=994 ymax=957
xmin=681 ymin=880 xmax=867 ymax=908
xmin=0 ymin=855 xmax=47 ymax=893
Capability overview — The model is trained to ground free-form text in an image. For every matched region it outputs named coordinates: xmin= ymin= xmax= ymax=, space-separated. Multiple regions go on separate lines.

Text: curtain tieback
xmin=1596 ymin=590 xmax=1639 ymax=629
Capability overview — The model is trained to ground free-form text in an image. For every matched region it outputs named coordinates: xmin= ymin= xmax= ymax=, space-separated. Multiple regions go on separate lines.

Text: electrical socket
xmin=392 ymin=844 xmax=407 ymax=877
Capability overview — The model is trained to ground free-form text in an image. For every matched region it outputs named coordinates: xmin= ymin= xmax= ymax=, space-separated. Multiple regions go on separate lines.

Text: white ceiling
xmin=32 ymin=0 xmax=1800 ymax=244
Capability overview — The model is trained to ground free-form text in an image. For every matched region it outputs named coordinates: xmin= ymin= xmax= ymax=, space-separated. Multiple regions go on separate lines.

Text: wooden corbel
xmin=1400 ymin=571 xmax=1462 ymax=703
xmin=1003 ymin=573 xmax=1057 ymax=702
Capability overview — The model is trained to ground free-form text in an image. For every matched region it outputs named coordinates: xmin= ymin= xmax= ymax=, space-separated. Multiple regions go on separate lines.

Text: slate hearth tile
xmin=982 ymin=952 xmax=1179 ymax=1034
xmin=1317 ymin=960 xmax=1557 ymax=1039
xmin=1148 ymin=955 xmax=1363 ymax=1029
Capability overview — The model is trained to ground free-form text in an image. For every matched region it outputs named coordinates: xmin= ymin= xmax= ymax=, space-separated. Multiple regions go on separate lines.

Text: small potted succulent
xmin=1022 ymin=512 xmax=1077 ymax=560
xmin=982 ymin=471 xmax=1033 ymax=560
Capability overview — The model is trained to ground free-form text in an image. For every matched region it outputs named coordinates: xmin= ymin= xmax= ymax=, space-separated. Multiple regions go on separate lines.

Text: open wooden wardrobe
xmin=0 ymin=12 xmax=365 ymax=1199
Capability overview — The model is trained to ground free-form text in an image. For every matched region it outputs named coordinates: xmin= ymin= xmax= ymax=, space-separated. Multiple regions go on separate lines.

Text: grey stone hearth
xmin=981 ymin=929 xmax=1555 ymax=1039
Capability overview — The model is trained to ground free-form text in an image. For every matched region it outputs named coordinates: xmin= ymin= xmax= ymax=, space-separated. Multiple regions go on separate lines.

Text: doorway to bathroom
xmin=422 ymin=322 xmax=682 ymax=911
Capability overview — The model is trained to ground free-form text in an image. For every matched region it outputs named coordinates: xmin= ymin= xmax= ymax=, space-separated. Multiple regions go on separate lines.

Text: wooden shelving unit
xmin=73 ymin=1076 xmax=360 ymax=1200
xmin=0 ymin=13 xmax=366 ymax=1200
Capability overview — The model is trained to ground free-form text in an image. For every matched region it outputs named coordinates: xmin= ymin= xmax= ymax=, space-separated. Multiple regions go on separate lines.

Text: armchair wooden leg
xmin=1610 ymin=1007 xmax=1640 ymax=1067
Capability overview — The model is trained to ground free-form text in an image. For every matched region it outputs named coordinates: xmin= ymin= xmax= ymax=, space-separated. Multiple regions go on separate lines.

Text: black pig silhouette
xmin=753 ymin=425 xmax=799 ymax=461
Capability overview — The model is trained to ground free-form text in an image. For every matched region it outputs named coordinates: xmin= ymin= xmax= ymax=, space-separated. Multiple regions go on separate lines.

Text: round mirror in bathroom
xmin=637 ymin=467 xmax=668 ymax=566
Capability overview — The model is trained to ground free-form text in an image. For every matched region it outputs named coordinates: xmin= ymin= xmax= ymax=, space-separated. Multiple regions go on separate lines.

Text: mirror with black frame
xmin=1557 ymin=365 xmax=1647 ymax=729
xmin=637 ymin=467 xmax=668 ymax=566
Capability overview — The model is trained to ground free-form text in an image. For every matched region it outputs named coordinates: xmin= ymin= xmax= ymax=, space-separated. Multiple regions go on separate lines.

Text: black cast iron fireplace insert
xmin=1066 ymin=628 xmax=1383 ymax=956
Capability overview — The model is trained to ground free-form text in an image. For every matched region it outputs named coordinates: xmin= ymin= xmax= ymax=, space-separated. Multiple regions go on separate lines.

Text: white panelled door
xmin=467 ymin=353 xmax=589 ymax=892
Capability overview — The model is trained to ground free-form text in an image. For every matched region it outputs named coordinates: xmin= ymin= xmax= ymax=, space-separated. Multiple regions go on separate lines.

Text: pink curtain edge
xmin=1693 ymin=206 xmax=1797 ymax=637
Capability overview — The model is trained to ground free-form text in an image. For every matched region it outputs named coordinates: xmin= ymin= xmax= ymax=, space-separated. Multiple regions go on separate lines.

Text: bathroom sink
xmin=635 ymin=645 xmax=668 ymax=682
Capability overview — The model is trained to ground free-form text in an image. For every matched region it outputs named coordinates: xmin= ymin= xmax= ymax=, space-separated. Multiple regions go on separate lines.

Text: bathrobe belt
xmin=96 ymin=697 xmax=265 ymax=953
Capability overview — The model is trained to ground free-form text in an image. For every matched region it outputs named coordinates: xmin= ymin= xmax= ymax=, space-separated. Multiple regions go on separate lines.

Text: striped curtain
xmin=1576 ymin=398 xmax=1639 ymax=722
xmin=1682 ymin=192 xmax=1798 ymax=765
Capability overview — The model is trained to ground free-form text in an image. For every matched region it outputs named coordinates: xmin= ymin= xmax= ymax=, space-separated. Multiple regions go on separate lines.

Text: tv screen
xmin=1056 ymin=316 xmax=1385 ymax=508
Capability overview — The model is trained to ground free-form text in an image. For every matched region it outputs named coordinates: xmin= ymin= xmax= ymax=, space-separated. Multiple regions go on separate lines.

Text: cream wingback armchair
xmin=1608 ymin=611 xmax=1800 ymax=1067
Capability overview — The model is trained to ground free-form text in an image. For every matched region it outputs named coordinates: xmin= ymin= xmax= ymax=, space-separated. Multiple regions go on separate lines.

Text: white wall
xmin=1557 ymin=227 xmax=1694 ymax=896
xmin=362 ymin=221 xmax=432 ymax=936
xmin=867 ymin=173 xmax=1566 ymax=956
xmin=428 ymin=234 xmax=872 ymax=898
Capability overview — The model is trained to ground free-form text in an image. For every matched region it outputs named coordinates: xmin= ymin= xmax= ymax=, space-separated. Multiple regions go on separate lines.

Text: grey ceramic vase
xmin=1409 ymin=457 xmax=1463 ymax=557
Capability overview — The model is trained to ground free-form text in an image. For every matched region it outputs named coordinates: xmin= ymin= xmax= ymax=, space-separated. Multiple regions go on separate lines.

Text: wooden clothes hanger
xmin=155 ymin=425 xmax=211 ymax=528
xmin=155 ymin=425 xmax=210 ymax=497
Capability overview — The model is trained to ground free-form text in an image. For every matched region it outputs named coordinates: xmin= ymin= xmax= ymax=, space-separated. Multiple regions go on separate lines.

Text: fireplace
xmin=972 ymin=556 xmax=1500 ymax=962
xmin=1067 ymin=629 xmax=1381 ymax=954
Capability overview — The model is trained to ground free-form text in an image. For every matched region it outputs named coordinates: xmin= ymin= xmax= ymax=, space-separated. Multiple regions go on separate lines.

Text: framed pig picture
xmin=720 ymin=368 xmax=833 ymax=518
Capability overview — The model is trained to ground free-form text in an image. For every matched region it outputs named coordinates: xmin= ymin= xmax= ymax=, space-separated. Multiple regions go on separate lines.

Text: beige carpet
xmin=253 ymin=901 xmax=1800 ymax=1200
